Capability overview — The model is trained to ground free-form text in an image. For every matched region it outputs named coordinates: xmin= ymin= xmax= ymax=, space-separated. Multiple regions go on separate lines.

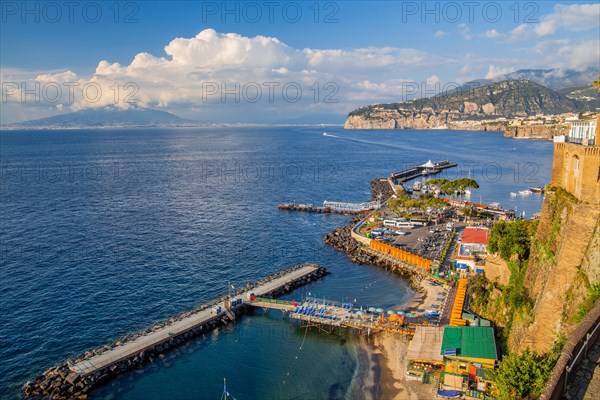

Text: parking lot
xmin=372 ymin=222 xmax=467 ymax=262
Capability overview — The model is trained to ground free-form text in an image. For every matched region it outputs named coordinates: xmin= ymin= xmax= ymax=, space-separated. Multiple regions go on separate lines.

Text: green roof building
xmin=441 ymin=326 xmax=498 ymax=362
xmin=440 ymin=326 xmax=498 ymax=394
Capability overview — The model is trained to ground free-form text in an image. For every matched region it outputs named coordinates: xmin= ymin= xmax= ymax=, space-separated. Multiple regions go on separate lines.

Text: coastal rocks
xmin=323 ymin=220 xmax=421 ymax=288
xmin=370 ymin=179 xmax=396 ymax=201
xmin=23 ymin=264 xmax=328 ymax=399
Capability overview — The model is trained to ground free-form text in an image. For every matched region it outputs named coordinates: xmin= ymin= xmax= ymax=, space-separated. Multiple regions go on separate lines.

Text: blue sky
xmin=1 ymin=1 xmax=599 ymax=123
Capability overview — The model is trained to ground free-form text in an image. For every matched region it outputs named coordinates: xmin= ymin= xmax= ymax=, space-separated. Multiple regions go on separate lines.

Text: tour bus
xmin=395 ymin=221 xmax=415 ymax=229
xmin=383 ymin=219 xmax=398 ymax=227
xmin=409 ymin=218 xmax=428 ymax=227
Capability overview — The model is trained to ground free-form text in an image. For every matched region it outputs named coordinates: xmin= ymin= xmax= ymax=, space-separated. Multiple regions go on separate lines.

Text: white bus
xmin=395 ymin=221 xmax=415 ymax=229
xmin=409 ymin=218 xmax=428 ymax=227
xmin=383 ymin=219 xmax=398 ymax=227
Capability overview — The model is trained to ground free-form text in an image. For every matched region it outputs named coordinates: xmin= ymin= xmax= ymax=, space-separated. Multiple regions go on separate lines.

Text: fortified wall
xmin=514 ymin=116 xmax=600 ymax=354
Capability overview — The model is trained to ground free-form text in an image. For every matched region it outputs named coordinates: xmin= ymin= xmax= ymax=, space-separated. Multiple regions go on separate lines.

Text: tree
xmin=488 ymin=220 xmax=532 ymax=261
xmin=495 ymin=349 xmax=556 ymax=400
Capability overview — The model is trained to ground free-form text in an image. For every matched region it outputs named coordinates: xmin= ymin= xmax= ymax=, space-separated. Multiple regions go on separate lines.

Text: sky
xmin=1 ymin=1 xmax=599 ymax=123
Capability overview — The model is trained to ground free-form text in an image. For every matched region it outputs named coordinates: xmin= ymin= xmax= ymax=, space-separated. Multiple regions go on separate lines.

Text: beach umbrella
xmin=376 ymin=308 xmax=384 ymax=313
xmin=387 ymin=310 xmax=396 ymax=315
xmin=368 ymin=307 xmax=376 ymax=312
xmin=356 ymin=311 xmax=364 ymax=316
xmin=396 ymin=311 xmax=405 ymax=315
xmin=405 ymin=313 xmax=414 ymax=317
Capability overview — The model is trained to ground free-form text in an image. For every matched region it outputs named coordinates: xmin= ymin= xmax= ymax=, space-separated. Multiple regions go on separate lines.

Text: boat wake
xmin=322 ymin=132 xmax=449 ymax=157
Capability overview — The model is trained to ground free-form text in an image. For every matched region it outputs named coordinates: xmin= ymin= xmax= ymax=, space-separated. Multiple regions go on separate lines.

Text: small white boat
xmin=510 ymin=192 xmax=517 ymax=197
xmin=519 ymin=189 xmax=532 ymax=196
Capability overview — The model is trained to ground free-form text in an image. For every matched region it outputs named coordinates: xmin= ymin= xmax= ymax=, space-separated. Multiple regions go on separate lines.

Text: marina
xmin=389 ymin=160 xmax=458 ymax=184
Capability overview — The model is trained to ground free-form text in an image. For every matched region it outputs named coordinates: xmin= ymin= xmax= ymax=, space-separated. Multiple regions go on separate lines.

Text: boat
xmin=413 ymin=181 xmax=423 ymax=191
xmin=323 ymin=132 xmax=327 ymax=136
xmin=529 ymin=186 xmax=545 ymax=193
xmin=519 ymin=189 xmax=532 ymax=196
xmin=510 ymin=192 xmax=517 ymax=197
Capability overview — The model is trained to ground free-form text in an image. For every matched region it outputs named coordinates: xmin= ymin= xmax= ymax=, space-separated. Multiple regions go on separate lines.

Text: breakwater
xmin=370 ymin=178 xmax=396 ymax=201
xmin=323 ymin=218 xmax=421 ymax=288
xmin=23 ymin=264 xmax=328 ymax=399
xmin=389 ymin=160 xmax=457 ymax=184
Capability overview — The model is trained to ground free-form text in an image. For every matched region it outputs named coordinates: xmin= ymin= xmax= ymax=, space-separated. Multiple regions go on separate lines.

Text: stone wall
xmin=552 ymin=143 xmax=600 ymax=205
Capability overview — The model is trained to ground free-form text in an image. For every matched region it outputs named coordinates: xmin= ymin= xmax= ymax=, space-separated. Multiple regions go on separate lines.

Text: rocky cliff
xmin=503 ymin=124 xmax=569 ymax=140
xmin=344 ymin=80 xmax=596 ymax=138
xmin=511 ymin=187 xmax=600 ymax=354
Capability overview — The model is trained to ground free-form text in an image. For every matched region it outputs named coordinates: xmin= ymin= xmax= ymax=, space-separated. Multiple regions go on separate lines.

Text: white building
xmin=568 ymin=118 xmax=597 ymax=145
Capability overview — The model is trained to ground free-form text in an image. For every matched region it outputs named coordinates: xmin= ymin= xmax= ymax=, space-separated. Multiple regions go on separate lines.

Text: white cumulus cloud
xmin=19 ymin=29 xmax=456 ymax=116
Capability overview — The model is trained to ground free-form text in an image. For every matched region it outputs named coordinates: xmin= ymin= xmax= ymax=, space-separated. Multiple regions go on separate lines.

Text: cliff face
xmin=345 ymin=114 xmax=564 ymax=140
xmin=503 ymin=124 xmax=569 ymax=140
xmin=344 ymin=80 xmax=596 ymax=138
xmin=510 ymin=188 xmax=600 ymax=354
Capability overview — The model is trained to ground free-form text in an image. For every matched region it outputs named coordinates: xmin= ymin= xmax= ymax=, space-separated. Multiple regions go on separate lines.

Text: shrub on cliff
xmin=488 ymin=220 xmax=535 ymax=261
xmin=495 ymin=349 xmax=556 ymax=400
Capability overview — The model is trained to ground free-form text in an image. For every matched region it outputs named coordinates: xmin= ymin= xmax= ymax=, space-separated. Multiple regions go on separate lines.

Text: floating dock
xmin=390 ymin=160 xmax=457 ymax=184
xmin=23 ymin=264 xmax=328 ymax=399
xmin=249 ymin=296 xmax=417 ymax=336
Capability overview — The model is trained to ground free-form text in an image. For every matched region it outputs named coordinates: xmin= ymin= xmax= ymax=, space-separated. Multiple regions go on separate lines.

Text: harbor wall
xmin=23 ymin=265 xmax=328 ymax=399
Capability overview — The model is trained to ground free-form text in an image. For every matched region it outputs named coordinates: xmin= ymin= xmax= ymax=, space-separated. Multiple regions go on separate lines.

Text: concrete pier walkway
xmin=71 ymin=264 xmax=320 ymax=377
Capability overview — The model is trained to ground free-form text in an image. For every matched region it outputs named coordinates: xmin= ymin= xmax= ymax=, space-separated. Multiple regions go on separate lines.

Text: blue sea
xmin=0 ymin=126 xmax=552 ymax=399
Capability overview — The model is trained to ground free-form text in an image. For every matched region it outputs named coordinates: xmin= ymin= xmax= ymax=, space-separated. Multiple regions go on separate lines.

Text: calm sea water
xmin=0 ymin=127 xmax=552 ymax=399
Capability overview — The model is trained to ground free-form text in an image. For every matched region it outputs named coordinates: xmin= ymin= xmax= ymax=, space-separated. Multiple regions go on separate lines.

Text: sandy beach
xmin=404 ymin=279 xmax=447 ymax=318
xmin=370 ymin=280 xmax=447 ymax=399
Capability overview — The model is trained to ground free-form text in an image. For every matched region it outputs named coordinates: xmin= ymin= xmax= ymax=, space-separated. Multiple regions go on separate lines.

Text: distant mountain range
xmin=3 ymin=68 xmax=597 ymax=129
xmin=482 ymin=68 xmax=598 ymax=90
xmin=4 ymin=106 xmax=197 ymax=129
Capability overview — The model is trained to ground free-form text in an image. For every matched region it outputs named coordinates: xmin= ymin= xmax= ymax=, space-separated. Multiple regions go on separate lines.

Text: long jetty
xmin=278 ymin=200 xmax=381 ymax=215
xmin=23 ymin=264 xmax=328 ymax=399
xmin=390 ymin=160 xmax=457 ymax=184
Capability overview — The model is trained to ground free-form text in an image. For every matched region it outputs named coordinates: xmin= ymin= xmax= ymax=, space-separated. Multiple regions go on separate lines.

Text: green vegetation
xmin=425 ymin=178 xmax=480 ymax=199
xmin=469 ymin=219 xmax=538 ymax=352
xmin=487 ymin=219 xmax=537 ymax=262
xmin=439 ymin=229 xmax=455 ymax=264
xmin=574 ymin=281 xmax=600 ymax=323
xmin=387 ymin=192 xmax=447 ymax=214
xmin=495 ymin=349 xmax=557 ymax=400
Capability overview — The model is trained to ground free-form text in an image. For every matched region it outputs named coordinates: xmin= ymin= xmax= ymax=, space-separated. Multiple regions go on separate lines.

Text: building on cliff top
xmin=555 ymin=115 xmax=597 ymax=146
xmin=552 ymin=115 xmax=599 ymax=204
